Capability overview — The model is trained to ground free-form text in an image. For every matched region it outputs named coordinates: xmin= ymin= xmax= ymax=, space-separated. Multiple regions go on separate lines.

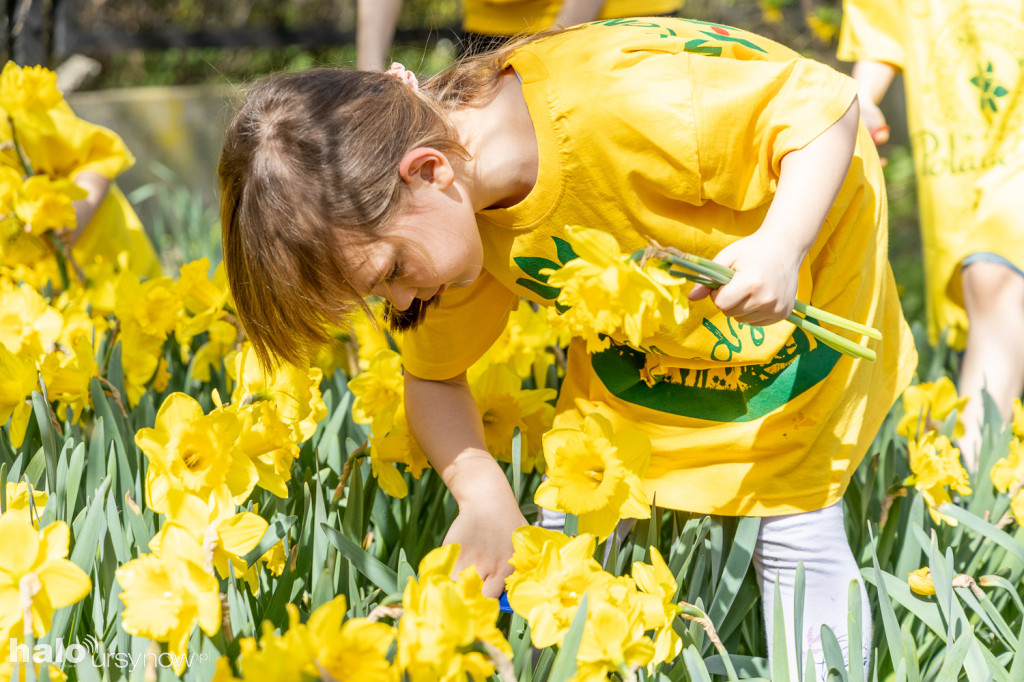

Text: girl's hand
xmin=860 ymin=99 xmax=890 ymax=146
xmin=688 ymin=232 xmax=800 ymax=327
xmin=443 ymin=480 xmax=528 ymax=597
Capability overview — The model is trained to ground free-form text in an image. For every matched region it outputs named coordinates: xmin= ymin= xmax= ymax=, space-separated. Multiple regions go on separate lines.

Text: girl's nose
xmin=388 ymin=286 xmax=417 ymax=311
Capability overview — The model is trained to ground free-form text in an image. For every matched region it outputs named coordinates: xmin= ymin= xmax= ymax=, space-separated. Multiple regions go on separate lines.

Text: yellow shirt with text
xmin=839 ymin=0 xmax=1024 ymax=349
xmin=404 ymin=17 xmax=916 ymax=516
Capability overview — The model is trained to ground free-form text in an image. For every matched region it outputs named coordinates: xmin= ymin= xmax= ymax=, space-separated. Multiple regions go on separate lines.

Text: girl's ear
xmin=398 ymin=147 xmax=455 ymax=189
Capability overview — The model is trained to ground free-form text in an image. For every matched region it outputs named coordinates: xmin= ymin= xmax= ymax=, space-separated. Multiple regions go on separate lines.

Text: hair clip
xmin=385 ymin=62 xmax=420 ymax=90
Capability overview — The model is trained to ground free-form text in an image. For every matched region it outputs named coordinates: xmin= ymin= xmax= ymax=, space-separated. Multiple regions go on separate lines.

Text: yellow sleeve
xmin=32 ymin=103 xmax=135 ymax=180
xmin=401 ymin=270 xmax=519 ymax=381
xmin=836 ymin=0 xmax=904 ymax=68
xmin=691 ymin=55 xmax=859 ymax=211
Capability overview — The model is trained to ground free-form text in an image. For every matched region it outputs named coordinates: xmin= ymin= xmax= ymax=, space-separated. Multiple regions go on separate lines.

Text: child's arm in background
xmin=689 ymin=97 xmax=861 ymax=327
xmin=357 ymin=0 xmax=402 ymax=71
xmin=405 ymin=370 xmax=528 ymax=596
xmin=54 ymin=170 xmax=110 ymax=251
xmin=852 ymin=59 xmax=897 ymax=144
xmin=554 ymin=0 xmax=607 ymax=28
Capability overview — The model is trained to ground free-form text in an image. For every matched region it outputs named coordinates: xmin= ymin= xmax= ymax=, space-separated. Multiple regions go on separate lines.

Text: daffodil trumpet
xmin=633 ymin=246 xmax=881 ymax=361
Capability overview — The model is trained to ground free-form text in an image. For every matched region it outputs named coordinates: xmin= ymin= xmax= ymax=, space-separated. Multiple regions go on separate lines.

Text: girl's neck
xmin=451 ymin=70 xmax=538 ymax=212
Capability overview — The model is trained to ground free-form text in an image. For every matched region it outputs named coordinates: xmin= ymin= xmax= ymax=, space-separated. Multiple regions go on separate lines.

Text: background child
xmin=0 ymin=68 xmax=162 ymax=281
xmin=220 ymin=17 xmax=916 ymax=678
xmin=839 ymin=0 xmax=1024 ymax=470
xmin=356 ymin=0 xmax=684 ymax=69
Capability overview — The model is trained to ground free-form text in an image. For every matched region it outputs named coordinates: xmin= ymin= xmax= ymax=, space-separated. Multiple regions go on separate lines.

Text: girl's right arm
xmin=404 ymin=370 xmax=527 ymax=597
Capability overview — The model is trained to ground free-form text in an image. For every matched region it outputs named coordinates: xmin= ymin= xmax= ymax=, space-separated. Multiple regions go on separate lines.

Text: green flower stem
xmin=7 ymin=115 xmax=34 ymax=178
xmin=787 ymin=312 xmax=876 ymax=361
xmin=670 ymin=251 xmax=882 ymax=339
xmin=637 ymin=246 xmax=880 ymax=361
xmin=45 ymin=233 xmax=71 ymax=291
xmin=793 ymin=300 xmax=882 ymax=340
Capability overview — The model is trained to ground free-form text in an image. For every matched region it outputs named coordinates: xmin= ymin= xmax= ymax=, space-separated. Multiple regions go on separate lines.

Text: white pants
xmin=754 ymin=501 xmax=872 ymax=681
xmin=536 ymin=501 xmax=871 ymax=678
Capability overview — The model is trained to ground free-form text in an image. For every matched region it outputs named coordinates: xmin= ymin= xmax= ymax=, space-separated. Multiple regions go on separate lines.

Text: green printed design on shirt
xmin=590 ymin=326 xmax=840 ymax=422
xmin=969 ymin=61 xmax=1010 ymax=115
xmin=591 ymin=18 xmax=768 ymax=54
xmin=513 ymin=236 xmax=578 ymax=301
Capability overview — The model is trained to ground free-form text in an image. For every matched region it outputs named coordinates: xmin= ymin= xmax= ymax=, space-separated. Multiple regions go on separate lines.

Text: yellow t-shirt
xmin=839 ymin=0 xmax=1024 ymax=349
xmin=462 ymin=0 xmax=684 ymax=35
xmin=1 ymin=100 xmax=161 ymax=279
xmin=404 ymin=17 xmax=917 ymax=516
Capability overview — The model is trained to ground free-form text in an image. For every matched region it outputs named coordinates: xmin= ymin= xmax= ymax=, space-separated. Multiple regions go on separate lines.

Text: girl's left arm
xmin=689 ymin=96 xmax=860 ymax=327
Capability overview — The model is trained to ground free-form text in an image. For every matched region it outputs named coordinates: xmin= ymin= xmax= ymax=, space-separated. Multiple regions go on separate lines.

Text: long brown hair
xmin=218 ymin=34 xmax=555 ymax=368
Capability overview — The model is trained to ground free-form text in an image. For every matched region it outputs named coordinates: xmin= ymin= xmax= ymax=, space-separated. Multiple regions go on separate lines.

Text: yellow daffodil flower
xmin=469 ymin=363 xmax=555 ymax=469
xmin=118 ymin=320 xmax=166 ymax=407
xmin=483 ymin=299 xmax=570 ymax=383
xmin=187 ymin=318 xmax=238 ymax=382
xmin=150 ymin=488 xmax=268 ymax=593
xmin=506 ymin=532 xmax=615 ymax=648
xmin=574 ymin=599 xmax=655 ymax=682
xmin=906 ymin=430 xmax=972 ymax=525
xmin=535 ymin=412 xmax=652 ymax=540
xmin=13 ymin=176 xmax=85 ymax=235
xmin=299 ymin=595 xmax=395 ymax=681
xmin=366 ymin=398 xmax=431 ymax=498
xmin=311 ymin=334 xmax=352 ymax=380
xmin=990 ymin=439 xmax=1024 ymax=524
xmin=506 ymin=526 xmax=573 ymax=593
xmin=0 ymin=166 xmax=24 ymax=210
xmin=0 ymin=62 xmax=63 ymax=116
xmin=258 ymin=541 xmax=287 ymax=577
xmin=0 ymin=343 xmax=36 ymax=448
xmin=0 ymin=516 xmax=91 ymax=638
xmin=174 ymin=259 xmax=233 ymax=353
xmin=210 ymin=658 xmax=243 ymax=682
xmin=136 ymin=392 xmax=257 ymax=511
xmin=1 ymin=482 xmax=47 ymax=527
xmin=114 ymin=273 xmax=183 ymax=340
xmin=398 ymin=545 xmax=512 ymax=682
xmin=632 ymin=548 xmax=684 ymax=665
xmin=908 ymin=567 xmax=936 ymax=596
xmin=229 ymin=595 xmax=392 ymax=682
xmin=349 ymin=348 xmax=404 ymax=425
xmin=234 ymin=401 xmax=300 ymax=499
xmin=174 ymin=257 xmax=230 ymax=316
xmin=38 ymin=335 xmax=96 ymax=424
xmin=116 ymin=525 xmax=221 ymax=674
xmin=896 ymin=377 xmax=968 ymax=441
xmin=0 ymin=280 xmax=63 ymax=358
xmin=545 ymin=226 xmax=687 ymax=353
xmin=350 ymin=303 xmax=397 ymax=371
xmin=55 ymin=302 xmax=96 ymax=352
xmin=230 ymin=343 xmax=326 ymax=442
xmin=1012 ymin=398 xmax=1024 ymax=442
xmin=232 ymin=619 xmax=309 ymax=682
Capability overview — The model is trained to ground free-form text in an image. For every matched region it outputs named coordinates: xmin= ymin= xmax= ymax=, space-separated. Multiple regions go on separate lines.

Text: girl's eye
xmin=387 ymin=262 xmax=403 ymax=282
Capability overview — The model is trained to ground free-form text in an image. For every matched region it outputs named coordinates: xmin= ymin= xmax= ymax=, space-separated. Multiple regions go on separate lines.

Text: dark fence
xmin=3 ymin=0 xmax=460 ymax=67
